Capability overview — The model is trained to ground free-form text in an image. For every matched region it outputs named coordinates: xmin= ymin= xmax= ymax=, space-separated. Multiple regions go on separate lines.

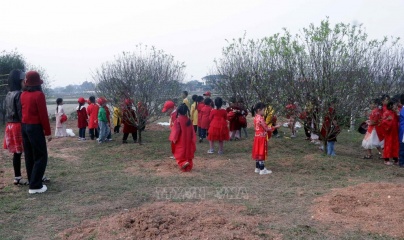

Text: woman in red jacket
xmin=381 ymin=100 xmax=399 ymax=165
xmin=21 ymin=71 xmax=51 ymax=194
xmin=169 ymin=104 xmax=196 ymax=172
xmin=199 ymin=98 xmax=213 ymax=143
xmin=77 ymin=97 xmax=88 ymax=141
xmin=87 ymin=96 xmax=99 ymax=140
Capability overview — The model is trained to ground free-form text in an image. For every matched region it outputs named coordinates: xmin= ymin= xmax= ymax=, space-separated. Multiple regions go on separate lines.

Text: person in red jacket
xmin=77 ymin=97 xmax=88 ymax=141
xmin=199 ymin=98 xmax=213 ymax=143
xmin=87 ymin=96 xmax=99 ymax=140
xmin=169 ymin=104 xmax=196 ymax=172
xmin=162 ymin=100 xmax=177 ymax=158
xmin=20 ymin=71 xmax=51 ymax=194
xmin=122 ymin=99 xmax=138 ymax=143
xmin=381 ymin=100 xmax=399 ymax=165
xmin=207 ymin=97 xmax=229 ymax=154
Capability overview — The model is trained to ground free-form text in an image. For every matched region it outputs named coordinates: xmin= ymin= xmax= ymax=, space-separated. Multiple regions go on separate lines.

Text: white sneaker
xmin=29 ymin=185 xmax=47 ymax=194
xmin=254 ymin=168 xmax=260 ymax=173
xmin=259 ymin=168 xmax=272 ymax=175
xmin=290 ymin=134 xmax=296 ymax=138
xmin=207 ymin=149 xmax=214 ymax=154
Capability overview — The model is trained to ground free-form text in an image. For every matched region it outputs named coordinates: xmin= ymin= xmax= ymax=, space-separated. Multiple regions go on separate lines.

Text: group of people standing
xmin=53 ymin=96 xmax=148 ymax=144
xmin=162 ymin=91 xmax=281 ymax=175
xmin=361 ymin=94 xmax=404 ymax=167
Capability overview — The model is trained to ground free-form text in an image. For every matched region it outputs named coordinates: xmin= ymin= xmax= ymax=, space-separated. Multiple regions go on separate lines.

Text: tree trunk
xmin=350 ymin=112 xmax=356 ymax=131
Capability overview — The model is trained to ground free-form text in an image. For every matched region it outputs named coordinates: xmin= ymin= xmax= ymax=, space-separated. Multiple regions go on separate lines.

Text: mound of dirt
xmin=312 ymin=182 xmax=404 ymax=238
xmin=59 ymin=201 xmax=278 ymax=240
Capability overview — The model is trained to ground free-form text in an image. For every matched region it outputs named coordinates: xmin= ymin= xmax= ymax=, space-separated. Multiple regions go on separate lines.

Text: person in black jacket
xmin=3 ymin=69 xmax=27 ymax=185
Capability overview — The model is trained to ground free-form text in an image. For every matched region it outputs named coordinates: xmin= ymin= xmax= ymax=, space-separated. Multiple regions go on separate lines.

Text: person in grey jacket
xmin=3 ymin=69 xmax=27 ymax=185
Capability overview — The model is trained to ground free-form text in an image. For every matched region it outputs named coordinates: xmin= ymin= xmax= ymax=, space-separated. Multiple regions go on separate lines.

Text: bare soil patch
xmin=59 ymin=201 xmax=280 ymax=240
xmin=312 ymin=182 xmax=404 ymax=238
xmin=124 ymin=156 xmax=229 ymax=177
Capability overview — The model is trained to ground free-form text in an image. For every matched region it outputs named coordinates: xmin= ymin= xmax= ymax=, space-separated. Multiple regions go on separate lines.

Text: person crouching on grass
xmin=162 ymin=100 xmax=177 ymax=158
xmin=169 ymin=104 xmax=196 ymax=172
xmin=77 ymin=97 xmax=88 ymax=141
xmin=252 ymin=102 xmax=280 ymax=175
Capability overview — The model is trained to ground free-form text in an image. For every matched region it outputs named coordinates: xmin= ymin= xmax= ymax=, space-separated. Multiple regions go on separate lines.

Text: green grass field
xmin=0 ymin=122 xmax=403 ymax=239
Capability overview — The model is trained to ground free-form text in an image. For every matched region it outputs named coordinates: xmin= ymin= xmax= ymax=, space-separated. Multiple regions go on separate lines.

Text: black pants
xmin=13 ymin=153 xmax=22 ymax=177
xmin=22 ymin=124 xmax=47 ymax=190
xmin=89 ymin=128 xmax=99 ymax=140
xmin=193 ymin=125 xmax=197 ymax=133
xmin=114 ymin=125 xmax=120 ymax=133
xmin=79 ymin=128 xmax=86 ymax=138
xmin=304 ymin=123 xmax=311 ymax=138
xmin=123 ymin=132 xmax=137 ymax=142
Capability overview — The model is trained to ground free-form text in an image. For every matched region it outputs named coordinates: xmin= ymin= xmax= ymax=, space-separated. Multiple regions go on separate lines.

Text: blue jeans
xmin=399 ymin=142 xmax=404 ymax=166
xmin=22 ymin=124 xmax=48 ymax=189
xmin=327 ymin=141 xmax=336 ymax=156
xmin=98 ymin=121 xmax=108 ymax=142
xmin=79 ymin=128 xmax=86 ymax=138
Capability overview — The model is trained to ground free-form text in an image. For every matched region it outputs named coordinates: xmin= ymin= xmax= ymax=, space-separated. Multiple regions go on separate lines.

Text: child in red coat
xmin=77 ymin=97 xmax=88 ymax=141
xmin=122 ymin=99 xmax=138 ymax=143
xmin=87 ymin=96 xmax=99 ymax=140
xmin=162 ymin=100 xmax=177 ymax=158
xmin=169 ymin=104 xmax=196 ymax=172
xmin=381 ymin=100 xmax=399 ymax=165
xmin=199 ymin=98 xmax=213 ymax=143
xmin=252 ymin=102 xmax=280 ymax=175
xmin=196 ymin=96 xmax=205 ymax=142
xmin=207 ymin=97 xmax=229 ymax=154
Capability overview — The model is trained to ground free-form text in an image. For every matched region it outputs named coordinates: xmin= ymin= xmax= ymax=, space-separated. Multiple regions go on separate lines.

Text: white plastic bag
xmin=66 ymin=129 xmax=75 ymax=137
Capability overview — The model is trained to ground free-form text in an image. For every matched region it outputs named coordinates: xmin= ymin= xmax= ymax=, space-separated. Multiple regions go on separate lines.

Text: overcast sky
xmin=1 ymin=0 xmax=403 ymax=87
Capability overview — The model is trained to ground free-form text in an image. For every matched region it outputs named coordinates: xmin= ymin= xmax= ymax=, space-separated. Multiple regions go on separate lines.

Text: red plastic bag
xmin=60 ymin=114 xmax=67 ymax=123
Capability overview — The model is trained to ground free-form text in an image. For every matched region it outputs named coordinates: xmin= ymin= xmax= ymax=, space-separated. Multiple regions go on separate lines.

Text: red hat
xmin=24 ymin=71 xmax=43 ymax=86
xmin=78 ymin=97 xmax=86 ymax=104
xmin=97 ymin=97 xmax=106 ymax=105
xmin=162 ymin=100 xmax=175 ymax=113
xmin=203 ymin=91 xmax=211 ymax=97
xmin=124 ymin=99 xmax=133 ymax=106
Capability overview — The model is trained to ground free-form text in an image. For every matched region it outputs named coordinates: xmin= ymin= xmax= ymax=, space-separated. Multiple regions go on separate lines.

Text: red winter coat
xmin=381 ymin=109 xmax=399 ymax=158
xmin=122 ymin=108 xmax=137 ymax=134
xmin=169 ymin=115 xmax=196 ymax=161
xmin=200 ymin=105 xmax=212 ymax=129
xmin=197 ymin=102 xmax=205 ymax=128
xmin=87 ymin=103 xmax=99 ymax=129
xmin=20 ymin=91 xmax=51 ymax=136
xmin=77 ymin=106 xmax=88 ymax=128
